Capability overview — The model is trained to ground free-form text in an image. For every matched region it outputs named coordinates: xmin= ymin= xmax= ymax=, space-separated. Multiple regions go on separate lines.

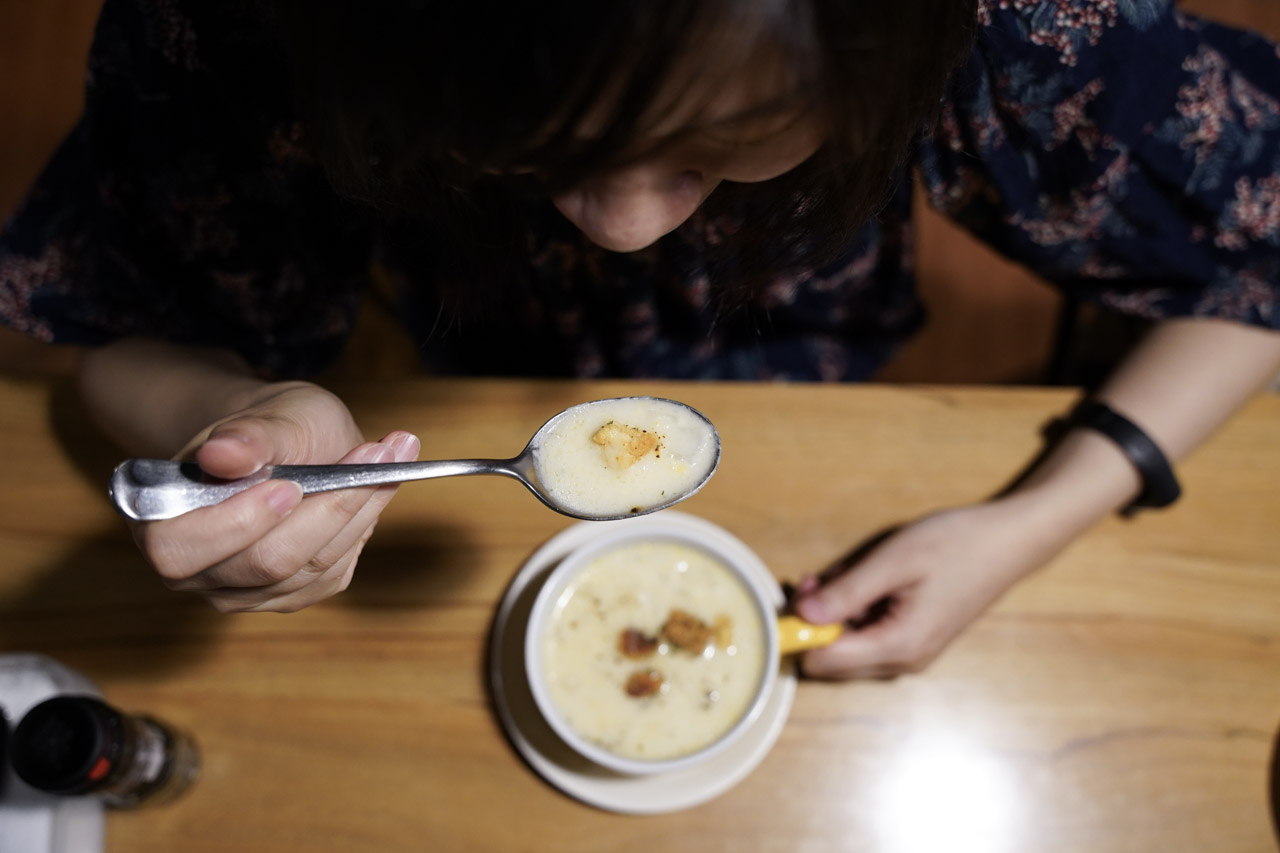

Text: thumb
xmin=793 ymin=561 xmax=889 ymax=626
xmin=194 ymin=417 xmax=294 ymax=480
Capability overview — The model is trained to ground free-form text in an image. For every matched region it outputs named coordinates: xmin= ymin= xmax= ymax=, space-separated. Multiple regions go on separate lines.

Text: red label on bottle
xmin=88 ymin=755 xmax=112 ymax=781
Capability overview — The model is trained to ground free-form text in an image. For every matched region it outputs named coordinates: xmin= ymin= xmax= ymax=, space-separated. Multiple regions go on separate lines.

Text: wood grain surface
xmin=1 ymin=375 xmax=1276 ymax=852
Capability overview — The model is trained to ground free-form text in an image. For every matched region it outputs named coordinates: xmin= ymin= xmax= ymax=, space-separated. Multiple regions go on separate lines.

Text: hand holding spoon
xmin=109 ymin=397 xmax=720 ymax=522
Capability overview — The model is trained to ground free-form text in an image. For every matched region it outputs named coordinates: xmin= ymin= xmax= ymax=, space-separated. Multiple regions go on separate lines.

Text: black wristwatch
xmin=1068 ymin=401 xmax=1182 ymax=515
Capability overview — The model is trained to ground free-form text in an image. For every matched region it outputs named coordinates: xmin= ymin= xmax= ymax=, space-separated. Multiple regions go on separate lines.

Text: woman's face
xmin=549 ymin=74 xmax=823 ymax=253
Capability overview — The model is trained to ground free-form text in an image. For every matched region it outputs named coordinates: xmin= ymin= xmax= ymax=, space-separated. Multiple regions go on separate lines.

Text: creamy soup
xmin=540 ymin=540 xmax=767 ymax=762
xmin=531 ymin=398 xmax=718 ymax=518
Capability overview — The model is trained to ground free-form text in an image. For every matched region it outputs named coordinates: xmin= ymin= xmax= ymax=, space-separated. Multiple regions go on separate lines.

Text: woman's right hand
xmin=129 ymin=381 xmax=419 ymax=613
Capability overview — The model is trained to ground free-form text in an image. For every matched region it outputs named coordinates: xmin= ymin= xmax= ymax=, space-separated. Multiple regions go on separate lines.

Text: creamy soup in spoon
xmin=540 ymin=539 xmax=767 ymax=762
xmin=531 ymin=398 xmax=718 ymax=518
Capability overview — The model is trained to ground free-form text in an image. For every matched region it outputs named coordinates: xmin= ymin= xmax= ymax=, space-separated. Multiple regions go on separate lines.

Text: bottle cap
xmin=1 ymin=707 xmax=9 ymax=798
xmin=10 ymin=695 xmax=124 ymax=795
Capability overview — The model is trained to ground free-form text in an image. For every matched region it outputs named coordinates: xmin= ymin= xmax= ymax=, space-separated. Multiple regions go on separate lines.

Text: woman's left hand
xmin=792 ymin=322 xmax=1280 ymax=682
xmin=791 ymin=499 xmax=1056 ymax=680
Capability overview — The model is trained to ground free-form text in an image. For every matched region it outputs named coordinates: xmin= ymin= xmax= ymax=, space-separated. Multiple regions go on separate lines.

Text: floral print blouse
xmin=1 ymin=0 xmax=1277 ymax=380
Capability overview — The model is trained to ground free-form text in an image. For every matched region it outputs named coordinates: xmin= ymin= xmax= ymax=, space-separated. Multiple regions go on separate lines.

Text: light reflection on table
xmin=873 ymin=731 xmax=1020 ymax=853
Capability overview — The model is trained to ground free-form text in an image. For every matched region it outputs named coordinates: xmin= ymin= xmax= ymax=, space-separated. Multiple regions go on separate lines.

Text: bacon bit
xmin=618 ymin=628 xmax=659 ymax=659
xmin=625 ymin=669 xmax=664 ymax=698
xmin=661 ymin=609 xmax=714 ymax=654
xmin=592 ymin=422 xmax=661 ymax=470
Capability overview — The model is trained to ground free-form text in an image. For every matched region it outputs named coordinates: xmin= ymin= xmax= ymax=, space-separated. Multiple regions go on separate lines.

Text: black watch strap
xmin=1072 ymin=401 xmax=1181 ymax=514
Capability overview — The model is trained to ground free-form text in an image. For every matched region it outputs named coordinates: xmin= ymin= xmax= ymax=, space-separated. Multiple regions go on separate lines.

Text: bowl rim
xmin=523 ymin=519 xmax=781 ymax=776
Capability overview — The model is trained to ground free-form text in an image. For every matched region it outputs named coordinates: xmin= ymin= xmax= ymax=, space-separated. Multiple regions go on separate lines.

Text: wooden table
xmin=1 ymin=375 xmax=1277 ymax=852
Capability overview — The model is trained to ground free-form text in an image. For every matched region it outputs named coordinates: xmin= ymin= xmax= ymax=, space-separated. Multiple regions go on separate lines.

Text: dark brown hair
xmin=272 ymin=0 xmax=978 ymax=314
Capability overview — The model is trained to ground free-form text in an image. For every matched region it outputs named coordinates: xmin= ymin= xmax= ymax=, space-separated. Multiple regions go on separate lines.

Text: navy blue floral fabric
xmin=920 ymin=0 xmax=1280 ymax=331
xmin=2 ymin=0 xmax=1277 ymax=380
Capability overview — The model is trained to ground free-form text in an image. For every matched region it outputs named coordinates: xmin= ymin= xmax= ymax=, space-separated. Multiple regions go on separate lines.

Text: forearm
xmin=1003 ymin=317 xmax=1280 ymax=551
xmin=77 ymin=338 xmax=278 ymax=457
xmin=1093 ymin=318 xmax=1280 ymax=458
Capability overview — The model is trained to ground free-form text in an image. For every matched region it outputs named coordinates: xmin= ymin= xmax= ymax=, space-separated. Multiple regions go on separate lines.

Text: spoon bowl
xmin=109 ymin=397 xmax=721 ymax=522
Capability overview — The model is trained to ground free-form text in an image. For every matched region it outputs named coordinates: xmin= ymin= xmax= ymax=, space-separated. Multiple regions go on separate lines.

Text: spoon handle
xmin=272 ymin=459 xmax=513 ymax=492
xmin=109 ymin=458 xmax=518 ymax=521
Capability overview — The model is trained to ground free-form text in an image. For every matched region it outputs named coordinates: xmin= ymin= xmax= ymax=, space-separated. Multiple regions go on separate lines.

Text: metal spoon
xmin=108 ymin=397 xmax=721 ymax=523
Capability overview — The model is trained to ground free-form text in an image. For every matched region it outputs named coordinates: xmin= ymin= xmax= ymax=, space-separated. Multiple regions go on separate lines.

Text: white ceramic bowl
xmin=524 ymin=518 xmax=781 ymax=776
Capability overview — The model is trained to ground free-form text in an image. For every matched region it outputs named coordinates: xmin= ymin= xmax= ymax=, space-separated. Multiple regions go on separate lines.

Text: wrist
xmin=79 ymin=339 xmax=272 ymax=456
xmin=1064 ymin=401 xmax=1181 ymax=514
xmin=998 ymin=426 xmax=1143 ymax=547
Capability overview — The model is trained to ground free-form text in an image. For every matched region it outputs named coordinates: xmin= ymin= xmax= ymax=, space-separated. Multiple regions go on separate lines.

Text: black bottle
xmin=9 ymin=695 xmax=199 ymax=808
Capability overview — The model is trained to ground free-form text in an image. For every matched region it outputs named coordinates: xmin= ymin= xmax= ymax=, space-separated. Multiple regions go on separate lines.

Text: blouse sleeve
xmin=0 ymin=0 xmax=373 ymax=377
xmin=917 ymin=0 xmax=1280 ymax=328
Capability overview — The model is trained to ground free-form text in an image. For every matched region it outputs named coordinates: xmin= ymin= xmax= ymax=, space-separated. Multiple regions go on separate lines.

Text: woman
xmin=2 ymin=0 xmax=1278 ymax=679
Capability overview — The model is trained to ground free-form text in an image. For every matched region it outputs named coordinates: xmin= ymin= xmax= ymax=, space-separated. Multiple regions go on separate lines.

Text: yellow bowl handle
xmin=776 ymin=615 xmax=843 ymax=656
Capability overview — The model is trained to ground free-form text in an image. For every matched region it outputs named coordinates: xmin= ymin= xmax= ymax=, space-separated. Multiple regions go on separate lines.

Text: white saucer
xmin=488 ymin=510 xmax=797 ymax=815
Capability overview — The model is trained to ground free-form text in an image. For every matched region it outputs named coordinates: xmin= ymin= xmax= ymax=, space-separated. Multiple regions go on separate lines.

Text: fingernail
xmin=796 ymin=596 xmax=834 ymax=625
xmin=360 ymin=443 xmax=394 ymax=464
xmin=389 ymin=432 xmax=420 ymax=463
xmin=203 ymin=433 xmax=249 ymax=450
xmin=266 ymin=482 xmax=302 ymax=517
